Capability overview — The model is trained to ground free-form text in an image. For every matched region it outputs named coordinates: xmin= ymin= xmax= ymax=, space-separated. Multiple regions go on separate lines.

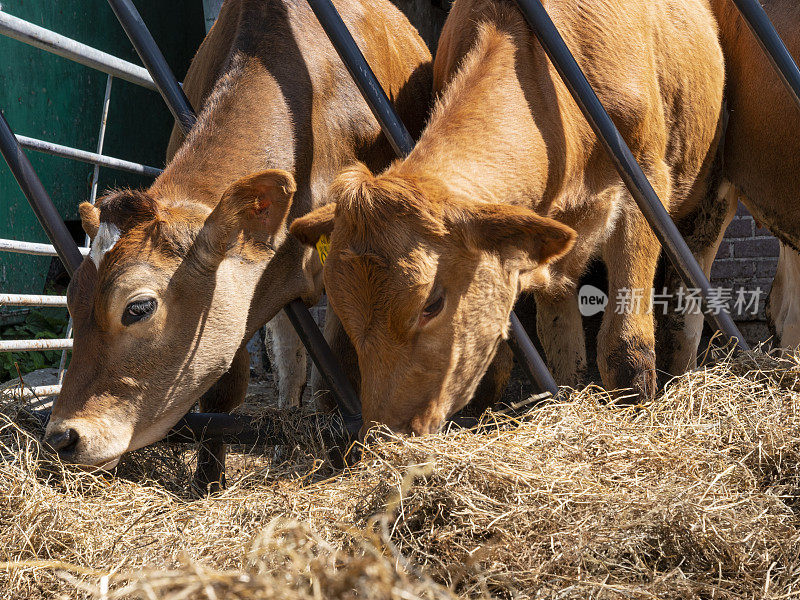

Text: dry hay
xmin=2 ymin=350 xmax=800 ymax=599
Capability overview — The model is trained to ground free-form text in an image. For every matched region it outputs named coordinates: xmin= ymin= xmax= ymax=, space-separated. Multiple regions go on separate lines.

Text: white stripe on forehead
xmin=89 ymin=222 xmax=121 ymax=269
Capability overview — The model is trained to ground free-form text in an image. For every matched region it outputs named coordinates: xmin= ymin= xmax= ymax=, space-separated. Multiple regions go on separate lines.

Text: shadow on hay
xmin=0 ymin=395 xmax=351 ymax=500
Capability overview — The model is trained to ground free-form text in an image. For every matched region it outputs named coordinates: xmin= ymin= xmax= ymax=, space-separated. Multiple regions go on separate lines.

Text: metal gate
xmin=0 ymin=9 xmax=166 ymax=402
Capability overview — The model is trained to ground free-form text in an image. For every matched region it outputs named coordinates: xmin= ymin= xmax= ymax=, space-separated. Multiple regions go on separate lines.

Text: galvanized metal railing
xmin=0 ymin=339 xmax=74 ymax=351
xmin=0 ymin=11 xmax=156 ymax=89
xmin=0 ymin=240 xmax=90 ymax=257
xmin=0 ymin=294 xmax=68 ymax=307
xmin=0 ymin=10 xmax=162 ymax=401
xmin=16 ymin=135 xmax=162 ymax=178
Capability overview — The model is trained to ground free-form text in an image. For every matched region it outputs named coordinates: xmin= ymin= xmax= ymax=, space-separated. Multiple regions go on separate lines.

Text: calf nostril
xmin=45 ymin=428 xmax=80 ymax=456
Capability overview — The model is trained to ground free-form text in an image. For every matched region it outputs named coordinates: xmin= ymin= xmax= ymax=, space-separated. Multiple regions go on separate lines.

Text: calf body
xmin=44 ymin=0 xmax=431 ymax=469
xmin=711 ymin=0 xmax=800 ymax=247
xmin=293 ymin=0 xmax=725 ymax=435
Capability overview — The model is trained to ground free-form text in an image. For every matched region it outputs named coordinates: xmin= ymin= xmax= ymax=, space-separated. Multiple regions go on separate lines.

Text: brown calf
xmin=711 ymin=0 xmax=800 ymax=246
xmin=292 ymin=0 xmax=725 ymax=436
xmin=43 ymin=0 xmax=431 ymax=472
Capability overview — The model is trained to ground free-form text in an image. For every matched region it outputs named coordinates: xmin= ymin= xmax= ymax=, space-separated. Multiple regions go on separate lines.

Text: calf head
xmin=291 ymin=164 xmax=574 ymax=438
xmin=45 ymin=170 xmax=295 ymax=468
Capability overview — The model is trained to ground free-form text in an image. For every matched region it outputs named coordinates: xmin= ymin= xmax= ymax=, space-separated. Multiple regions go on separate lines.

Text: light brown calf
xmin=711 ymin=0 xmax=800 ymax=246
xmin=292 ymin=0 xmax=725 ymax=436
xmin=43 ymin=0 xmax=432 ymax=474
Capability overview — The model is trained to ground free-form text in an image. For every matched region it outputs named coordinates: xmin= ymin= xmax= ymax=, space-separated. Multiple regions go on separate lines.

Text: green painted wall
xmin=0 ymin=1 xmax=205 ymax=305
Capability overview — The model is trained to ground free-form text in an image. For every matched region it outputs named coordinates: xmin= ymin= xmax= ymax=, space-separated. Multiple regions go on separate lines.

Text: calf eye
xmin=122 ymin=298 xmax=157 ymax=326
xmin=421 ymin=295 xmax=444 ymax=321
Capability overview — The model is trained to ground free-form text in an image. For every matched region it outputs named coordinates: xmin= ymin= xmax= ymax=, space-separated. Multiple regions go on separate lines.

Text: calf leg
xmin=656 ymin=182 xmax=737 ymax=377
xmin=265 ymin=310 xmax=307 ymax=409
xmin=194 ymin=345 xmax=250 ymax=495
xmin=767 ymin=243 xmax=800 ymax=348
xmin=534 ymin=287 xmax=587 ymax=388
xmin=598 ymin=205 xmax=662 ymax=403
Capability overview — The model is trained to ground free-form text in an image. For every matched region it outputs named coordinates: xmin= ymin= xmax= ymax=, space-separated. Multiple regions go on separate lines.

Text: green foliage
xmin=0 ymin=310 xmax=68 ymax=381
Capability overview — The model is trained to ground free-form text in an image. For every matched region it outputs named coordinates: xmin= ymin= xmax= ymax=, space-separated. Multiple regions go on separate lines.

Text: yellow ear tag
xmin=316 ymin=233 xmax=330 ymax=266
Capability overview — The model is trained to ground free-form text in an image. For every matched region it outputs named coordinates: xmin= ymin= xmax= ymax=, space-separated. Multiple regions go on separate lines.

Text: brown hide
xmin=292 ymin=0 xmax=724 ymax=436
xmin=710 ymin=0 xmax=800 ymax=246
xmin=45 ymin=0 xmax=432 ymax=468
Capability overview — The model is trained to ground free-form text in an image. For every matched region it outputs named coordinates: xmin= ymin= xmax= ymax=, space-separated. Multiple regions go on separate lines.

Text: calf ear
xmin=454 ymin=203 xmax=576 ymax=270
xmin=218 ymin=169 xmax=296 ymax=235
xmin=79 ymin=202 xmax=101 ymax=240
xmin=290 ymin=203 xmax=337 ymax=246
xmin=196 ymin=170 xmax=296 ymax=267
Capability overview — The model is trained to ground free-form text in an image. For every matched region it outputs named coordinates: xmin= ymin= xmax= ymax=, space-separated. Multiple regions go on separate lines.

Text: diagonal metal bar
xmin=514 ymin=0 xmax=749 ymax=352
xmin=0 ymin=112 xmax=83 ymax=276
xmin=306 ymin=0 xmax=559 ymax=396
xmin=283 ymin=299 xmax=362 ymax=431
xmin=106 ymin=0 xmax=362 ymax=431
xmin=307 ymin=0 xmax=415 ymax=157
xmin=730 ymin=0 xmax=800 ymax=112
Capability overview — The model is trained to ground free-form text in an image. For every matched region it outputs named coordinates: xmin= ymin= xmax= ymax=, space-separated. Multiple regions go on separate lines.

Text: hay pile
xmin=2 ymin=351 xmax=800 ymax=599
